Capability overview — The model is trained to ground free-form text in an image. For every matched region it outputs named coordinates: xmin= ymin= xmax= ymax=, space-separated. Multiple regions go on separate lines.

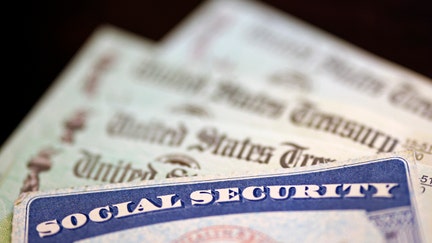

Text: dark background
xmin=5 ymin=0 xmax=432 ymax=147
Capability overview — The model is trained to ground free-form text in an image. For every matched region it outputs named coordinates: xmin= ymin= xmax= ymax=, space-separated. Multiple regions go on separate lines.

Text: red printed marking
xmin=192 ymin=14 xmax=232 ymax=61
xmin=174 ymin=225 xmax=277 ymax=243
xmin=84 ymin=53 xmax=116 ymax=96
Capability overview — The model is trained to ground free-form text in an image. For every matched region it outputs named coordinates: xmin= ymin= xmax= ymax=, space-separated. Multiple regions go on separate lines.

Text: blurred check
xmin=160 ymin=0 xmax=432 ymax=136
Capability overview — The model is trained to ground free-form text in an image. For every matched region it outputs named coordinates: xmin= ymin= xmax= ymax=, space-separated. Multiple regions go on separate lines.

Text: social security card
xmin=12 ymin=153 xmax=425 ymax=242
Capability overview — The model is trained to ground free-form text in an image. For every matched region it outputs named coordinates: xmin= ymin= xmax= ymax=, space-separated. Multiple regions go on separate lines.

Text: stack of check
xmin=2 ymin=0 xmax=431 ymax=242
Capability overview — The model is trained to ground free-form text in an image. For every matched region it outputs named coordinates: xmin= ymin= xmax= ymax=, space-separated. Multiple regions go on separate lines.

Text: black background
xmin=5 ymin=0 xmax=432 ymax=147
